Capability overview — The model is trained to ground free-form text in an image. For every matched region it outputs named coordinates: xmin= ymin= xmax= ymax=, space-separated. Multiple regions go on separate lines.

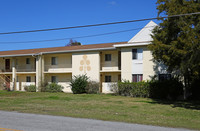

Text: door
xmin=118 ymin=51 xmax=121 ymax=70
xmin=5 ymin=59 xmax=10 ymax=72
xmin=118 ymin=74 xmax=121 ymax=81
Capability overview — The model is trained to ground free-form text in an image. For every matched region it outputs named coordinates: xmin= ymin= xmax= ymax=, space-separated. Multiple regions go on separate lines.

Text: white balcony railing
xmin=100 ymin=61 xmax=120 ymax=71
xmin=102 ymin=82 xmax=117 ymax=93
xmin=16 ymin=65 xmax=36 ymax=72
xmin=44 ymin=64 xmax=72 ymax=72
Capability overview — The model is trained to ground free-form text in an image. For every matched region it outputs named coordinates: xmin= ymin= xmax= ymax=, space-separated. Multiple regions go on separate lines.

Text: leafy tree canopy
xmin=66 ymin=39 xmax=81 ymax=46
xmin=149 ymin=0 xmax=200 ymax=78
xmin=148 ymin=0 xmax=200 ymax=99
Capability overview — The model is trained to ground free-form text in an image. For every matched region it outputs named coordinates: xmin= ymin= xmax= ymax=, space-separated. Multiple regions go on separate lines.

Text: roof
xmin=128 ymin=21 xmax=158 ymax=43
xmin=0 ymin=41 xmax=127 ymax=57
xmin=114 ymin=21 xmax=158 ymax=48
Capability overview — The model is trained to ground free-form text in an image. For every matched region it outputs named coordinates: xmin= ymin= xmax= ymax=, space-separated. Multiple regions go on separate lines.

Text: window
xmin=132 ymin=49 xmax=137 ymax=59
xmin=51 ymin=76 xmax=57 ymax=83
xmin=105 ymin=76 xmax=111 ymax=82
xmin=132 ymin=49 xmax=143 ymax=60
xmin=105 ymin=54 xmax=111 ymax=61
xmin=26 ymin=76 xmax=31 ymax=82
xmin=26 ymin=58 xmax=30 ymax=64
xmin=51 ymin=57 xmax=57 ymax=65
xmin=16 ymin=59 xmax=18 ymax=66
xmin=159 ymin=74 xmax=171 ymax=81
xmin=132 ymin=74 xmax=143 ymax=82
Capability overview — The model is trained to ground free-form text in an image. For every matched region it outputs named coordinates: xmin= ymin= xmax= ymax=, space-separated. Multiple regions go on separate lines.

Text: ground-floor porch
xmin=0 ymin=72 xmax=121 ymax=93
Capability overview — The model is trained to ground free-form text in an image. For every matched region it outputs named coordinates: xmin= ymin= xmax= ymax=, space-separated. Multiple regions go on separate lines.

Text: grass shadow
xmin=149 ymin=99 xmax=200 ymax=110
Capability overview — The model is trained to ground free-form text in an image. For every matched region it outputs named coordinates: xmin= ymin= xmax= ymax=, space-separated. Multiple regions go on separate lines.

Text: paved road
xmin=0 ymin=111 xmax=193 ymax=131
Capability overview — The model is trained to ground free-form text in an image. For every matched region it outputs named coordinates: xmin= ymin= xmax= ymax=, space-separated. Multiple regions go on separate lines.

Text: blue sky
xmin=0 ymin=0 xmax=158 ymax=51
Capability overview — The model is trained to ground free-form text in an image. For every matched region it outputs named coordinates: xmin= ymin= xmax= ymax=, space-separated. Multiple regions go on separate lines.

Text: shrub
xmin=130 ymin=81 xmax=150 ymax=97
xmin=85 ymin=80 xmax=99 ymax=94
xmin=117 ymin=80 xmax=150 ymax=97
xmin=189 ymin=78 xmax=200 ymax=100
xmin=24 ymin=85 xmax=36 ymax=92
xmin=42 ymin=83 xmax=63 ymax=93
xmin=149 ymin=79 xmax=183 ymax=100
xmin=70 ymin=74 xmax=89 ymax=94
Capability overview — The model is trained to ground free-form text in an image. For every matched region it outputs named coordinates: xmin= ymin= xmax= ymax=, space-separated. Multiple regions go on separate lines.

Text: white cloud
xmin=108 ymin=1 xmax=117 ymax=5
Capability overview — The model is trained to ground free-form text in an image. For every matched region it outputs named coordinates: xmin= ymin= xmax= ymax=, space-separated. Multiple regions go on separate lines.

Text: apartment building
xmin=0 ymin=21 xmax=167 ymax=93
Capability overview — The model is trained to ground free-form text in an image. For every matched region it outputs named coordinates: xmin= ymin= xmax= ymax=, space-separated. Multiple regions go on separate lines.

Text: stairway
xmin=0 ymin=73 xmax=11 ymax=91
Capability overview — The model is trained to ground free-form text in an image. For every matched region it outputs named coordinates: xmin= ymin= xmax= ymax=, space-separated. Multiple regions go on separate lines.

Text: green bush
xmin=85 ymin=80 xmax=99 ymax=94
xmin=24 ymin=85 xmax=36 ymax=92
xmin=42 ymin=83 xmax=63 ymax=93
xmin=117 ymin=80 xmax=150 ymax=97
xmin=189 ymin=78 xmax=200 ymax=100
xmin=149 ymin=79 xmax=183 ymax=100
xmin=70 ymin=74 xmax=89 ymax=94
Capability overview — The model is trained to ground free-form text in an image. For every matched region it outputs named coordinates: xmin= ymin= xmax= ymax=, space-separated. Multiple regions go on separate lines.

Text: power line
xmin=0 ymin=12 xmax=199 ymax=35
xmin=0 ymin=26 xmax=156 ymax=44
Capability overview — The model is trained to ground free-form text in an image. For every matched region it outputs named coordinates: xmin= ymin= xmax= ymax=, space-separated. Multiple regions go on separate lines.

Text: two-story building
xmin=0 ymin=21 xmax=168 ymax=93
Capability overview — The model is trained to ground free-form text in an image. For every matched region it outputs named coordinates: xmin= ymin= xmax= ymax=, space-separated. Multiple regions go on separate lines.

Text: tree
xmin=148 ymin=0 xmax=200 ymax=99
xmin=65 ymin=39 xmax=81 ymax=46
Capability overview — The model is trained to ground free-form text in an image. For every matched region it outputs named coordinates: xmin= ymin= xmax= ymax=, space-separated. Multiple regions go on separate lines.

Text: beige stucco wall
xmin=45 ymin=73 xmax=72 ymax=92
xmin=101 ymin=72 xmax=120 ymax=82
xmin=44 ymin=53 xmax=72 ymax=72
xmin=17 ymin=74 xmax=36 ymax=82
xmin=121 ymin=48 xmax=132 ymax=81
xmin=15 ymin=56 xmax=36 ymax=72
xmin=121 ymin=46 xmax=156 ymax=81
xmin=0 ymin=58 xmax=5 ymax=70
xmin=100 ymin=51 xmax=119 ymax=71
xmin=72 ymin=52 xmax=100 ymax=82
xmin=45 ymin=73 xmax=71 ymax=82
xmin=0 ymin=57 xmax=14 ymax=71
xmin=143 ymin=47 xmax=155 ymax=80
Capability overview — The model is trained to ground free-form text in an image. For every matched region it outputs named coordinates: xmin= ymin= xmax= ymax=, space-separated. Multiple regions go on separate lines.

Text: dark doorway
xmin=5 ymin=59 xmax=10 ymax=72
xmin=118 ymin=75 xmax=121 ymax=81
xmin=118 ymin=51 xmax=121 ymax=70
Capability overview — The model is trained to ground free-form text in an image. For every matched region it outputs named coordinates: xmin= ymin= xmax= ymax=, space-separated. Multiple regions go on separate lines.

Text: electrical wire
xmin=0 ymin=12 xmax=199 ymax=35
xmin=0 ymin=26 xmax=156 ymax=44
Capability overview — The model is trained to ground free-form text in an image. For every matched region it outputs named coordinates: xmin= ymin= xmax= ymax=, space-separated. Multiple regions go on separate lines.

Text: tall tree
xmin=148 ymin=0 xmax=200 ymax=99
xmin=66 ymin=39 xmax=81 ymax=46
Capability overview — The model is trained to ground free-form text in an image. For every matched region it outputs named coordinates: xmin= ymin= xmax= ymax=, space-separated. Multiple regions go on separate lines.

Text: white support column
xmin=12 ymin=58 xmax=16 ymax=91
xmin=36 ymin=55 xmax=43 ymax=92
xmin=41 ymin=55 xmax=45 ymax=86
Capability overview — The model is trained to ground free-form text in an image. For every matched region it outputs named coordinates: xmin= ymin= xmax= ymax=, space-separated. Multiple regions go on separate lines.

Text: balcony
xmin=100 ymin=62 xmax=121 ymax=72
xmin=0 ymin=69 xmax=12 ymax=74
xmin=16 ymin=65 xmax=36 ymax=72
xmin=44 ymin=64 xmax=72 ymax=73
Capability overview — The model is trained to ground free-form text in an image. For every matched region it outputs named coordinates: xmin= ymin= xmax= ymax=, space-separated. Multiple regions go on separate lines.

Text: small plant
xmin=43 ymin=83 xmax=63 ymax=93
xmin=85 ymin=80 xmax=100 ymax=94
xmin=24 ymin=85 xmax=36 ymax=92
xmin=70 ymin=74 xmax=89 ymax=94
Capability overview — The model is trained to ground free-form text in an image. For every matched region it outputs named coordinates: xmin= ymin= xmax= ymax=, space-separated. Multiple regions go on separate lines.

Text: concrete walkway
xmin=0 ymin=111 xmax=193 ymax=131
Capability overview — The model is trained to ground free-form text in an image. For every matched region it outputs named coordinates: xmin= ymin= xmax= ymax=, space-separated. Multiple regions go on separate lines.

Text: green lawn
xmin=0 ymin=91 xmax=200 ymax=130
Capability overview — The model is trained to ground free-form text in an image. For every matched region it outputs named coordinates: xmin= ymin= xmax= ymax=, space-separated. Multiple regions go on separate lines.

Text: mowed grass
xmin=0 ymin=91 xmax=200 ymax=130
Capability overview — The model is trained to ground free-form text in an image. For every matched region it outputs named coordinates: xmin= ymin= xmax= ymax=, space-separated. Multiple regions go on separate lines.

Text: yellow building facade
xmin=0 ymin=21 xmax=167 ymax=93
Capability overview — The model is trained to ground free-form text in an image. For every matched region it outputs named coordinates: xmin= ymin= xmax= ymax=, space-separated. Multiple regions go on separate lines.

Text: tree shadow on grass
xmin=148 ymin=99 xmax=200 ymax=110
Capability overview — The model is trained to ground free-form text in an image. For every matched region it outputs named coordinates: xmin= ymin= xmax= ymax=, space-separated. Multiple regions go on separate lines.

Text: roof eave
xmin=0 ymin=47 xmax=116 ymax=57
xmin=113 ymin=42 xmax=151 ymax=48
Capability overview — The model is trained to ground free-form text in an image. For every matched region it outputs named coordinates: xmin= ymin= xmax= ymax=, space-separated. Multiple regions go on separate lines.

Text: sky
xmin=0 ymin=0 xmax=159 ymax=51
